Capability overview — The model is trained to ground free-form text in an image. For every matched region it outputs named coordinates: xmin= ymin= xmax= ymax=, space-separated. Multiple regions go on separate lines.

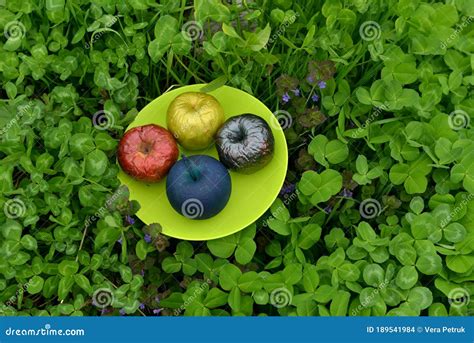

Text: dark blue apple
xmin=166 ymin=155 xmax=231 ymax=220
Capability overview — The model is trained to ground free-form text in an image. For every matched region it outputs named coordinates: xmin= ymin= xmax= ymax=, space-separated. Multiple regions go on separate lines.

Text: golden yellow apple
xmin=167 ymin=92 xmax=225 ymax=150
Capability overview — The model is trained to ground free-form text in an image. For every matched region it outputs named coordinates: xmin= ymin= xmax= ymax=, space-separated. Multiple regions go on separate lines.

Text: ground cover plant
xmin=0 ymin=0 xmax=473 ymax=317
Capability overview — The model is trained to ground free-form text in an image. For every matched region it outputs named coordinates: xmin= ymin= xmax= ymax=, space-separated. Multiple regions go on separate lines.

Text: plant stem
xmin=181 ymin=155 xmax=200 ymax=181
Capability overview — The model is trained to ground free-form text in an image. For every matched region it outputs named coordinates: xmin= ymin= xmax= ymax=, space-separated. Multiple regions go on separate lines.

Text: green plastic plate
xmin=118 ymin=84 xmax=288 ymax=241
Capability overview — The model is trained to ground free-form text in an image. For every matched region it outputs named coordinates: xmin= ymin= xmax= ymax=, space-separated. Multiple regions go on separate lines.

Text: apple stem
xmin=181 ymin=154 xmax=200 ymax=181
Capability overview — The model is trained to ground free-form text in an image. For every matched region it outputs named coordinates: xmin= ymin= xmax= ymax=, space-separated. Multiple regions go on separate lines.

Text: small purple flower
xmin=341 ymin=188 xmax=353 ymax=198
xmin=153 ymin=308 xmax=163 ymax=315
xmin=117 ymin=237 xmax=122 ymax=245
xmin=307 ymin=75 xmax=314 ymax=84
xmin=101 ymin=308 xmax=111 ymax=315
xmin=139 ymin=303 xmax=145 ymax=310
xmin=311 ymin=94 xmax=319 ymax=102
xmin=282 ymin=92 xmax=290 ymax=103
xmin=144 ymin=234 xmax=152 ymax=243
xmin=125 ymin=215 xmax=135 ymax=225
xmin=318 ymin=81 xmax=327 ymax=89
xmin=140 ymin=269 xmax=145 ymax=277
xmin=119 ymin=309 xmax=126 ymax=316
xmin=279 ymin=183 xmax=296 ymax=196
xmin=323 ymin=205 xmax=333 ymax=214
xmin=291 ymin=88 xmax=300 ymax=96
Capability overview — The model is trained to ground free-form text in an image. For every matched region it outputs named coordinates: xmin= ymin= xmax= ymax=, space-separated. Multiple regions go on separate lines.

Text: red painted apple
xmin=117 ymin=124 xmax=179 ymax=182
